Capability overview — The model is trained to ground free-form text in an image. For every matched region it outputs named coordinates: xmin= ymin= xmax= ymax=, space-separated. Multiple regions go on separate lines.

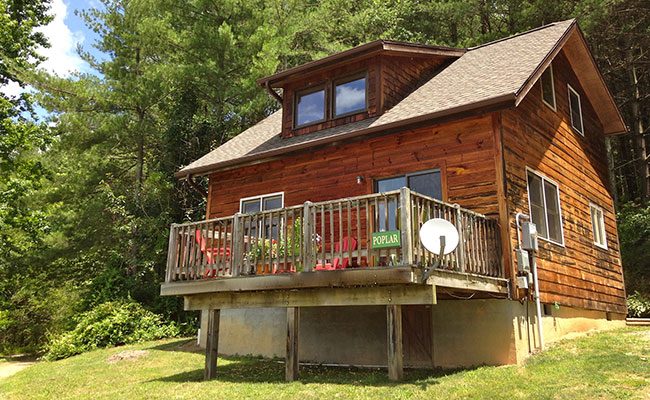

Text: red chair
xmin=315 ymin=237 xmax=358 ymax=270
xmin=195 ymin=230 xmax=231 ymax=277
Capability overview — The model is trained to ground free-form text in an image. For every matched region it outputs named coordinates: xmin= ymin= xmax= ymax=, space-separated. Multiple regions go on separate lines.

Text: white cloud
xmin=36 ymin=0 xmax=86 ymax=76
xmin=2 ymin=80 xmax=24 ymax=97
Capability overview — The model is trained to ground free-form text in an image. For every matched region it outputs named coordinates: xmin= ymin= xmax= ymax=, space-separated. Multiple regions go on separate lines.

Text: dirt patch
xmin=107 ymin=350 xmax=148 ymax=364
xmin=176 ymin=339 xmax=202 ymax=353
xmin=0 ymin=361 xmax=35 ymax=379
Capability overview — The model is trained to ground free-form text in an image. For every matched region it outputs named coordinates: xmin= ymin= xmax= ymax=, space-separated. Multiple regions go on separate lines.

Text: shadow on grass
xmin=150 ymin=355 xmax=473 ymax=388
xmin=147 ymin=338 xmax=202 ymax=354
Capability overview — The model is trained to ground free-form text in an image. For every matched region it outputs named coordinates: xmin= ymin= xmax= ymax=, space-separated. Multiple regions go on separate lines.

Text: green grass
xmin=1 ymin=328 xmax=649 ymax=399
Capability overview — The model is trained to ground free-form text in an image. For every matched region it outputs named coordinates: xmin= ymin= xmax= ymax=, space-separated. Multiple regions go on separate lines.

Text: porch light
xmin=356 ymin=175 xmax=364 ymax=184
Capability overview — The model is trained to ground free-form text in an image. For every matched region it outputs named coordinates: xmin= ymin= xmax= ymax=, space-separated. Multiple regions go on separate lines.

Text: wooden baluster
xmin=321 ymin=205 xmax=325 ymax=268
xmin=366 ymin=199 xmax=373 ymax=267
xmin=184 ymin=225 xmax=192 ymax=280
xmin=346 ymin=200 xmax=352 ymax=267
xmin=329 ymin=203 xmax=334 ymax=268
xmin=356 ymin=200 xmax=361 ymax=267
xmin=291 ymin=209 xmax=297 ymax=270
xmin=283 ymin=209 xmax=288 ymax=272
xmin=338 ymin=202 xmax=343 ymax=267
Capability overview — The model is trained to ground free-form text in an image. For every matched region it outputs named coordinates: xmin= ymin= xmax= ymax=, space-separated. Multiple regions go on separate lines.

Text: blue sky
xmin=1 ymin=0 xmax=107 ymax=112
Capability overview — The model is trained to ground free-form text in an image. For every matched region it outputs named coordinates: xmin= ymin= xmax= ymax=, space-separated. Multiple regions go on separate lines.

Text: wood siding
xmin=208 ymin=114 xmax=499 ymax=220
xmin=501 ymin=49 xmax=626 ymax=314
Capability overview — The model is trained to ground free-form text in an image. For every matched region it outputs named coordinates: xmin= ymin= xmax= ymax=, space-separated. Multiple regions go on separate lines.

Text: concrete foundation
xmin=198 ymin=299 xmax=625 ymax=368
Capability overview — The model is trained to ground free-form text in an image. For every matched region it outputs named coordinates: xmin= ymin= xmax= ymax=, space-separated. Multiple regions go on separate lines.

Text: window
xmin=527 ymin=170 xmax=563 ymax=244
xmin=334 ymin=76 xmax=366 ymax=117
xmin=568 ymin=84 xmax=584 ymax=135
xmin=240 ymin=192 xmax=284 ymax=239
xmin=240 ymin=192 xmax=284 ymax=214
xmin=375 ymin=170 xmax=442 ymax=231
xmin=540 ymin=65 xmax=556 ymax=110
xmin=295 ymin=88 xmax=326 ymax=127
xmin=590 ymin=203 xmax=607 ymax=249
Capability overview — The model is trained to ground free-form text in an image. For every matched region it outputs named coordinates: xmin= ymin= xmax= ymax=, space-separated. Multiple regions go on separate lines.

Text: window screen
xmin=541 ymin=66 xmax=555 ymax=109
xmin=527 ymin=170 xmax=563 ymax=244
xmin=590 ymin=204 xmax=607 ymax=248
xmin=568 ymin=85 xmax=584 ymax=135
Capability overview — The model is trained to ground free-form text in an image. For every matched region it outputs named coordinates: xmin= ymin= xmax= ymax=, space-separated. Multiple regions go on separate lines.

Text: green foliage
xmin=1 ymin=0 xmax=648 ymax=355
xmin=617 ymin=203 xmax=650 ymax=296
xmin=44 ymin=301 xmax=179 ymax=361
xmin=627 ymin=292 xmax=650 ymax=318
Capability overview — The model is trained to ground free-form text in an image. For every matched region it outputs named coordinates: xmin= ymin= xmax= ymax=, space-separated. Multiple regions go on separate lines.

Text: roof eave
xmin=257 ymin=41 xmax=465 ymax=88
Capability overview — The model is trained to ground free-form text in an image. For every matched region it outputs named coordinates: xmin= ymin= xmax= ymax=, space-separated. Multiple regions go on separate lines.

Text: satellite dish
xmin=419 ymin=218 xmax=459 ymax=255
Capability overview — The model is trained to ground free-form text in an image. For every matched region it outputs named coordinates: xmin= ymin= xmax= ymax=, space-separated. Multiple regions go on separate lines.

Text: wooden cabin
xmin=162 ymin=19 xmax=627 ymax=381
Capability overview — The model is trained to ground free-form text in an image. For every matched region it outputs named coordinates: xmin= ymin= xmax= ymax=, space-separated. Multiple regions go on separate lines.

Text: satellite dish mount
xmin=418 ymin=218 xmax=460 ymax=283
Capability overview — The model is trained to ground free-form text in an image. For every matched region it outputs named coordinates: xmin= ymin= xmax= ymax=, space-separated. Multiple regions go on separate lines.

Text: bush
xmin=627 ymin=292 xmax=650 ymax=318
xmin=44 ymin=301 xmax=179 ymax=360
xmin=617 ymin=203 xmax=650 ymax=296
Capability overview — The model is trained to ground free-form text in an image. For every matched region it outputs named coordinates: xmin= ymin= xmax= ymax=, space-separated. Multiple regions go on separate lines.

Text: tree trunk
xmin=628 ymin=48 xmax=649 ymax=202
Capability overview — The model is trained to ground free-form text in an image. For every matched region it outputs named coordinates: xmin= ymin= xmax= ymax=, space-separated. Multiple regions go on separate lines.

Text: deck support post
xmin=386 ymin=304 xmax=404 ymax=381
xmin=204 ymin=309 xmax=220 ymax=380
xmin=286 ymin=307 xmax=300 ymax=381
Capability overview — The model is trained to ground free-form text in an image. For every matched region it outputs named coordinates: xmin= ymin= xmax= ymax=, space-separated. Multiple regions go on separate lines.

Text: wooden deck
xmin=162 ymin=189 xmax=508 ymax=382
xmin=163 ymin=188 xmax=504 ymax=297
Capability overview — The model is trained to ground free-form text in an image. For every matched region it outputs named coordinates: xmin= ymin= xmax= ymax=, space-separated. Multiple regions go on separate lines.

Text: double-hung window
xmin=590 ymin=203 xmax=607 ymax=249
xmin=527 ymin=170 xmax=564 ymax=245
xmin=568 ymin=84 xmax=584 ymax=135
xmin=240 ymin=192 xmax=284 ymax=239
xmin=540 ymin=65 xmax=556 ymax=110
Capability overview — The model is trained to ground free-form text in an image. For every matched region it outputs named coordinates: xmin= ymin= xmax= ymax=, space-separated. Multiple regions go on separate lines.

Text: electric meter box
xmin=516 ymin=275 xmax=529 ymax=289
xmin=516 ymin=248 xmax=530 ymax=273
xmin=521 ymin=221 xmax=538 ymax=252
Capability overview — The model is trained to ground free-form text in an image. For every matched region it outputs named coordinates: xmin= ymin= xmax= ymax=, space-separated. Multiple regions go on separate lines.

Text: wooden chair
xmin=315 ymin=236 xmax=358 ymax=270
xmin=195 ymin=230 xmax=231 ymax=278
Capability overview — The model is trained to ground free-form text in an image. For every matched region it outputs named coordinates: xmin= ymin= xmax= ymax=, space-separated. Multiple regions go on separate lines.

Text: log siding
xmin=502 ymin=49 xmax=625 ymax=314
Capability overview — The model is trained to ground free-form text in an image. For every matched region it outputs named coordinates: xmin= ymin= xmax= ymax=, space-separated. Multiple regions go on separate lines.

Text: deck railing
xmin=165 ymin=188 xmax=502 ymax=283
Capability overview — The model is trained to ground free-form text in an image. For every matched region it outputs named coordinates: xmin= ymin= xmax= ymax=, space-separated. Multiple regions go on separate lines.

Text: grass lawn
xmin=1 ymin=327 xmax=649 ymax=400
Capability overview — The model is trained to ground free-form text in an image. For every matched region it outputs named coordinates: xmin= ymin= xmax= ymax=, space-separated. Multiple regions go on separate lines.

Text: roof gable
xmin=178 ymin=20 xmax=625 ymax=178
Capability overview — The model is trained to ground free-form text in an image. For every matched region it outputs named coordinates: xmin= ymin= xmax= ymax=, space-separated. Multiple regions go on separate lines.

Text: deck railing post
xmin=399 ymin=187 xmax=413 ymax=266
xmin=302 ymin=201 xmax=314 ymax=272
xmin=454 ymin=205 xmax=466 ymax=272
xmin=166 ymin=223 xmax=178 ymax=282
xmin=232 ymin=212 xmax=243 ymax=276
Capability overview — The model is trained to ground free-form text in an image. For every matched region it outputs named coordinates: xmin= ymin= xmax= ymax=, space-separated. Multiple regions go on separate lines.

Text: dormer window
xmin=334 ymin=75 xmax=367 ymax=117
xmin=295 ymin=87 xmax=326 ymax=127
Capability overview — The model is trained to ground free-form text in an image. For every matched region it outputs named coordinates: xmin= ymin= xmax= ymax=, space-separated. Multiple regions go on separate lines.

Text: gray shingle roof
xmin=177 ymin=19 xmax=594 ymax=177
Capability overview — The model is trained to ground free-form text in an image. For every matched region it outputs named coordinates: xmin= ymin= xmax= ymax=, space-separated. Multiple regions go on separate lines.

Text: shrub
xmin=627 ymin=292 xmax=650 ymax=318
xmin=44 ymin=301 xmax=179 ymax=360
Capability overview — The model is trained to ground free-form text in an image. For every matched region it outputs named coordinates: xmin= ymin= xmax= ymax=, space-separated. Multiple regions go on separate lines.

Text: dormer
xmin=258 ymin=40 xmax=465 ymax=138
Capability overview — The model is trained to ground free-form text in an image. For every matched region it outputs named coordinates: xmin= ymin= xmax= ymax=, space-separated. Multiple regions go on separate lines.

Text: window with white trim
xmin=590 ymin=203 xmax=607 ymax=249
xmin=527 ymin=170 xmax=564 ymax=244
xmin=240 ymin=192 xmax=284 ymax=214
xmin=240 ymin=192 xmax=284 ymax=239
xmin=541 ymin=65 xmax=556 ymax=110
xmin=568 ymin=84 xmax=584 ymax=135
